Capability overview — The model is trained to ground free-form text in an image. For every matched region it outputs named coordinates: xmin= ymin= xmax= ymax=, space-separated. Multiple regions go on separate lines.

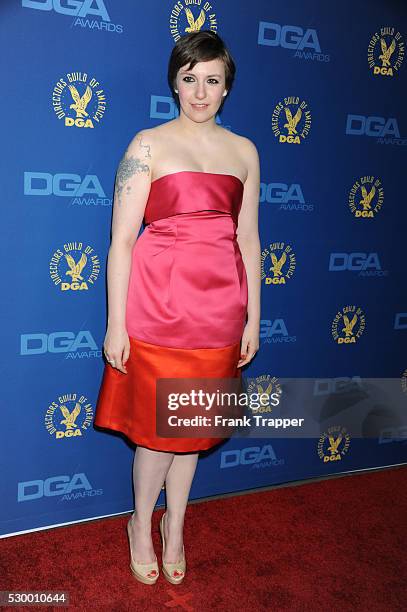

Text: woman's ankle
xmin=165 ymin=511 xmax=185 ymax=528
xmin=130 ymin=513 xmax=152 ymax=530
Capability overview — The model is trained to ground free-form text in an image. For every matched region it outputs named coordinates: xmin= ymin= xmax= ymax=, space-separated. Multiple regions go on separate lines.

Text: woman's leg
xmin=129 ymin=446 xmax=174 ymax=562
xmin=163 ymin=452 xmax=199 ymax=562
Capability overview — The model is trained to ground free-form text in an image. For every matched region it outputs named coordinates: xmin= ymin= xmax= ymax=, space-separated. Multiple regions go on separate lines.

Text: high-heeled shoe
xmin=159 ymin=512 xmax=186 ymax=584
xmin=126 ymin=518 xmax=159 ymax=585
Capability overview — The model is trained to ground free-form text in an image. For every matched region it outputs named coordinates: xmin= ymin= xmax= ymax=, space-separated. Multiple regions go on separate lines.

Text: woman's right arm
xmin=103 ymin=129 xmax=154 ymax=373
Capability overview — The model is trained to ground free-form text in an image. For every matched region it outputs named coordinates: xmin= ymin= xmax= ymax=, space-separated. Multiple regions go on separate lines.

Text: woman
xmin=94 ymin=30 xmax=260 ymax=585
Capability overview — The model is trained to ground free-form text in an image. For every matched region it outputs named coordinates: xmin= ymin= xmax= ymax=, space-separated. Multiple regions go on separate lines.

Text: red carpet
xmin=1 ymin=466 xmax=406 ymax=611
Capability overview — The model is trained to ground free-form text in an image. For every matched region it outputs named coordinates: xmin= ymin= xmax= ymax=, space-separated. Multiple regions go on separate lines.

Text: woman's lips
xmin=191 ymin=103 xmax=209 ymax=110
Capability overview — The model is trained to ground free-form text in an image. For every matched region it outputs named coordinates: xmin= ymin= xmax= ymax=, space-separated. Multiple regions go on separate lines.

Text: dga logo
xmin=258 ymin=21 xmax=330 ymax=62
xmin=260 ymin=319 xmax=296 ymax=344
xmin=52 ymin=72 xmax=107 ymax=128
xmin=271 ymin=96 xmax=312 ymax=143
xmin=317 ymin=425 xmax=350 ymax=462
xmin=261 ymin=242 xmax=296 ymax=285
xmin=150 ymin=95 xmax=180 ymax=120
xmin=24 ymin=172 xmax=112 ymax=206
xmin=22 ymin=0 xmax=123 ymax=34
xmin=246 ymin=375 xmax=282 ymax=414
xmin=331 ymin=305 xmax=366 ymax=344
xmin=345 ymin=115 xmax=403 ymax=144
xmin=367 ymin=27 xmax=404 ymax=76
xmin=394 ymin=313 xmax=407 ymax=329
xmin=44 ymin=393 xmax=94 ymax=439
xmin=220 ymin=444 xmax=285 ymax=469
xmin=17 ymin=473 xmax=103 ymax=502
xmin=328 ymin=253 xmax=387 ymax=277
xmin=314 ymin=377 xmax=362 ymax=396
xmin=348 ymin=176 xmax=384 ymax=217
xmin=169 ymin=1 xmax=217 ymax=42
xmin=20 ymin=330 xmax=100 ymax=358
xmin=260 ymin=182 xmax=314 ymax=212
xmin=49 ymin=242 xmax=101 ymax=291
xmin=378 ymin=426 xmax=407 ymax=444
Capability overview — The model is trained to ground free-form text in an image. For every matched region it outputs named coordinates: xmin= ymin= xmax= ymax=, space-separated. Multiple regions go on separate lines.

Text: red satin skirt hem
xmin=93 ymin=336 xmax=242 ymax=452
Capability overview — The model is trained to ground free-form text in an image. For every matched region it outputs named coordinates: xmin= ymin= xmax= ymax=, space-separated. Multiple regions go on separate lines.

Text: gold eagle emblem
xmin=342 ymin=314 xmax=357 ymax=337
xmin=256 ymin=382 xmax=273 ymax=395
xmin=360 ymin=186 xmax=376 ymax=210
xmin=283 ymin=107 xmax=302 ymax=135
xmin=69 ymin=84 xmax=93 ymax=118
xmin=184 ymin=8 xmax=206 ymax=32
xmin=378 ymin=37 xmax=396 ymax=67
xmin=327 ymin=435 xmax=342 ymax=454
xmin=65 ymin=252 xmax=87 ymax=283
xmin=60 ymin=403 xmax=81 ymax=430
xmin=269 ymin=252 xmax=287 ymax=277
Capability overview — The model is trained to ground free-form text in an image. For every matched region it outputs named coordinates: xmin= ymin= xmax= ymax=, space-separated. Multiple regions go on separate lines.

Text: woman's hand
xmin=103 ymin=324 xmax=130 ymax=374
xmin=237 ymin=319 xmax=260 ymax=368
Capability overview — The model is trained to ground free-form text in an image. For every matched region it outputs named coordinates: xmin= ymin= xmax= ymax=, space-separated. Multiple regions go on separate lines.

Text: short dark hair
xmin=167 ymin=30 xmax=236 ymax=110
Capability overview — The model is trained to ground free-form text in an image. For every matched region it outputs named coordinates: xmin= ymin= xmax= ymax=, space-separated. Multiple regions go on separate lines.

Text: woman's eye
xmin=182 ymin=77 xmax=220 ymax=84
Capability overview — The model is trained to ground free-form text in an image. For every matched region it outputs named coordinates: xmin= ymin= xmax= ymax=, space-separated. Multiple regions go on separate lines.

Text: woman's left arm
xmin=236 ymin=138 xmax=261 ymax=368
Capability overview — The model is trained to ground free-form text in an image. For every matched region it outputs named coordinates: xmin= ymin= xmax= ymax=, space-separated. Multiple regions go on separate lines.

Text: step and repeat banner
xmin=1 ymin=0 xmax=406 ymax=537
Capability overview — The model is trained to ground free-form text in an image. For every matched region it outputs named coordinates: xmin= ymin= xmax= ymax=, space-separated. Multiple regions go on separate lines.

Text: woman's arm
xmin=104 ymin=129 xmax=154 ymax=372
xmin=236 ymin=138 xmax=261 ymax=367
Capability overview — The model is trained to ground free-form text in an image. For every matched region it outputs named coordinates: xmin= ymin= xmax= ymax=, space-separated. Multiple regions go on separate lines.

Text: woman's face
xmin=175 ymin=58 xmax=227 ymax=120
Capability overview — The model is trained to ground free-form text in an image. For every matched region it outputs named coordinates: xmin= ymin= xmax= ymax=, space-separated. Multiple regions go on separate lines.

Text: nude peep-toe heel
xmin=159 ymin=512 xmax=186 ymax=584
xmin=126 ymin=518 xmax=159 ymax=585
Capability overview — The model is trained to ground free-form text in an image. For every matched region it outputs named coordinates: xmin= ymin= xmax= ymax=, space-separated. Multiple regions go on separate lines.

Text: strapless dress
xmin=93 ymin=170 xmax=248 ymax=452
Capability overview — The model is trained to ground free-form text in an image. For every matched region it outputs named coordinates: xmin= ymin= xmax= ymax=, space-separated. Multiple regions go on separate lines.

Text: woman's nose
xmin=194 ymin=83 xmax=207 ymax=99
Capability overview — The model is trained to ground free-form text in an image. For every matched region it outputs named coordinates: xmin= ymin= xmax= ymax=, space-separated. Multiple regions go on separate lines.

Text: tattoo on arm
xmin=137 ymin=134 xmax=152 ymax=159
xmin=114 ymin=134 xmax=152 ymax=206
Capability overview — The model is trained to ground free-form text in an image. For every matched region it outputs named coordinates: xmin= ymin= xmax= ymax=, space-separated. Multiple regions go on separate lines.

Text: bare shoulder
xmin=125 ymin=127 xmax=155 ymax=156
xmin=233 ymin=132 xmax=259 ymax=163
xmin=125 ymin=123 xmax=174 ymax=172
xmin=222 ymin=130 xmax=260 ymax=185
xmin=129 ymin=121 xmax=174 ymax=144
xmin=119 ymin=127 xmax=162 ymax=181
xmin=222 ymin=128 xmax=259 ymax=165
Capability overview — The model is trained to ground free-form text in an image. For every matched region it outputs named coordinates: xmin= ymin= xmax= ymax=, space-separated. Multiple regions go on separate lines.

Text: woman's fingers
xmin=237 ymin=340 xmax=258 ymax=367
xmin=104 ymin=346 xmax=128 ymax=374
xmin=240 ymin=337 xmax=249 ymax=358
xmin=121 ymin=344 xmax=130 ymax=373
xmin=237 ymin=353 xmax=255 ymax=367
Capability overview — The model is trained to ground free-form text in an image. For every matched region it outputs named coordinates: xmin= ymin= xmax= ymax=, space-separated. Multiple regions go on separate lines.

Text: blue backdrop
xmin=1 ymin=0 xmax=406 ymax=537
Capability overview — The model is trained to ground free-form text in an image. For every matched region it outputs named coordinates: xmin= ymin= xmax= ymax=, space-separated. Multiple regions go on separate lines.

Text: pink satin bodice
xmin=125 ymin=171 xmax=248 ymax=349
xmin=144 ymin=171 xmax=244 ymax=225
